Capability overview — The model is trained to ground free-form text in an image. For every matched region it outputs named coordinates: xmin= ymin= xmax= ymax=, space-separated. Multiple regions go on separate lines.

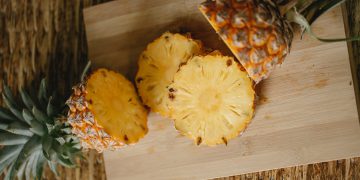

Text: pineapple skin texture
xmin=168 ymin=55 xmax=255 ymax=146
xmin=200 ymin=0 xmax=293 ymax=83
xmin=136 ymin=32 xmax=202 ymax=117
xmin=67 ymin=69 xmax=148 ymax=152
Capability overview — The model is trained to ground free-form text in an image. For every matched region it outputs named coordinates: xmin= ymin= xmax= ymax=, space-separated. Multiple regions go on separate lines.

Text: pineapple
xmin=168 ymin=54 xmax=255 ymax=145
xmin=199 ymin=0 xmax=352 ymax=83
xmin=67 ymin=68 xmax=148 ymax=152
xmin=0 ymin=79 xmax=81 ymax=180
xmin=136 ymin=32 xmax=202 ymax=116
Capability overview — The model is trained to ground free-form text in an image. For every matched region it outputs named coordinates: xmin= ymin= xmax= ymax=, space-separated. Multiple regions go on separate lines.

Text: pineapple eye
xmin=231 ymin=10 xmax=249 ymax=28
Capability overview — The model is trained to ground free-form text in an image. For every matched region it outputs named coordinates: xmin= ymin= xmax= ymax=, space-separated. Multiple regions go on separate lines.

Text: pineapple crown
xmin=0 ymin=79 xmax=81 ymax=180
xmin=278 ymin=0 xmax=360 ymax=42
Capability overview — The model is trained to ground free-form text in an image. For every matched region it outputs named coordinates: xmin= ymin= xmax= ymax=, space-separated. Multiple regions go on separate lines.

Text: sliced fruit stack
xmin=136 ymin=32 xmax=255 ymax=145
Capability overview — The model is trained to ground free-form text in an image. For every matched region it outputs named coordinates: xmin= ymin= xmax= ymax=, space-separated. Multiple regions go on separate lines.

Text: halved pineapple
xmin=168 ymin=54 xmax=255 ymax=146
xmin=67 ymin=69 xmax=148 ymax=152
xmin=136 ymin=32 xmax=202 ymax=116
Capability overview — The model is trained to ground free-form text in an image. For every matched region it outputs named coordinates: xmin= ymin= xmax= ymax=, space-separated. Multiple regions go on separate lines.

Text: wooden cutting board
xmin=84 ymin=1 xmax=360 ymax=179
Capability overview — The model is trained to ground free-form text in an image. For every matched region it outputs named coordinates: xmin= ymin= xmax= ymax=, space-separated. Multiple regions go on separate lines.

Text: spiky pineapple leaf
xmin=32 ymin=106 xmax=53 ymax=124
xmin=16 ymin=159 xmax=27 ymax=180
xmin=24 ymin=153 xmax=37 ymax=180
xmin=0 ymin=145 xmax=22 ymax=164
xmin=0 ymin=156 xmax=16 ymax=175
xmin=2 ymin=83 xmax=17 ymax=108
xmin=0 ymin=107 xmax=16 ymax=122
xmin=22 ymin=109 xmax=33 ymax=125
xmin=4 ymin=162 xmax=14 ymax=180
xmin=37 ymin=79 xmax=48 ymax=107
xmin=0 ymin=130 xmax=29 ymax=145
xmin=8 ymin=136 xmax=41 ymax=180
xmin=29 ymin=120 xmax=46 ymax=136
xmin=48 ymin=161 xmax=58 ymax=176
xmin=34 ymin=153 xmax=45 ymax=180
xmin=41 ymin=136 xmax=53 ymax=160
xmin=56 ymin=154 xmax=75 ymax=168
xmin=20 ymin=89 xmax=34 ymax=111
xmin=2 ymin=94 xmax=26 ymax=123
xmin=2 ymin=122 xmax=33 ymax=136
xmin=0 ymin=122 xmax=8 ymax=129
xmin=46 ymin=97 xmax=57 ymax=117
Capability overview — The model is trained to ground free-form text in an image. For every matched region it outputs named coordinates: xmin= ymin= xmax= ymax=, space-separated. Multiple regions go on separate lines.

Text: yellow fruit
xmin=199 ymin=0 xmax=293 ymax=83
xmin=67 ymin=69 xmax=148 ymax=152
xmin=136 ymin=32 xmax=202 ymax=116
xmin=168 ymin=54 xmax=255 ymax=146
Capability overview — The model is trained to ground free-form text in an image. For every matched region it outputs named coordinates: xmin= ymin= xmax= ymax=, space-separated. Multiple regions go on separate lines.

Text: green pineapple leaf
xmin=48 ymin=161 xmax=58 ymax=176
xmin=41 ymin=136 xmax=53 ymax=160
xmin=9 ymin=136 xmax=41 ymax=179
xmin=0 ymin=107 xmax=16 ymax=122
xmin=46 ymin=97 xmax=57 ymax=117
xmin=22 ymin=109 xmax=34 ymax=125
xmin=16 ymin=159 xmax=27 ymax=180
xmin=3 ymin=122 xmax=33 ymax=136
xmin=29 ymin=120 xmax=46 ymax=136
xmin=56 ymin=154 xmax=75 ymax=168
xmin=2 ymin=94 xmax=26 ymax=123
xmin=37 ymin=79 xmax=48 ymax=107
xmin=35 ymin=154 xmax=45 ymax=180
xmin=0 ymin=145 xmax=23 ymax=164
xmin=2 ymin=83 xmax=17 ymax=108
xmin=0 ymin=131 xmax=29 ymax=145
xmin=0 ymin=156 xmax=16 ymax=174
xmin=4 ymin=163 xmax=15 ymax=180
xmin=24 ymin=153 xmax=37 ymax=180
xmin=20 ymin=89 xmax=35 ymax=111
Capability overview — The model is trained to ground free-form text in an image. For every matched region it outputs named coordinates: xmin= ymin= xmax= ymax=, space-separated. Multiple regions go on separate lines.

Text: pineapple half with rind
xmin=199 ymin=0 xmax=293 ymax=83
xmin=168 ymin=54 xmax=255 ymax=146
xmin=67 ymin=69 xmax=148 ymax=152
xmin=136 ymin=32 xmax=202 ymax=116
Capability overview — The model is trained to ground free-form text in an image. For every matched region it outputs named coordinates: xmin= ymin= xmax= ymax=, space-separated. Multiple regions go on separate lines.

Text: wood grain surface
xmin=0 ymin=0 xmax=360 ymax=179
xmin=84 ymin=0 xmax=360 ymax=179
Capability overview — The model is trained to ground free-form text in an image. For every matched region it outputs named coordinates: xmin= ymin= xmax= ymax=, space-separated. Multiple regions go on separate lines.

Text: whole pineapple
xmin=0 ymin=79 xmax=81 ymax=180
xmin=136 ymin=32 xmax=202 ymax=116
xmin=168 ymin=54 xmax=255 ymax=145
xmin=67 ymin=68 xmax=148 ymax=152
xmin=199 ymin=0 xmax=351 ymax=83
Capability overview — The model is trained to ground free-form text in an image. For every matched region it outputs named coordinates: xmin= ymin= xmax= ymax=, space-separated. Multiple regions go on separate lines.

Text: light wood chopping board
xmin=84 ymin=0 xmax=360 ymax=179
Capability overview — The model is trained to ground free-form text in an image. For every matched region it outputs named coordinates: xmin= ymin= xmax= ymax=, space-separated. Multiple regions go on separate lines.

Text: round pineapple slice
xmin=67 ymin=69 xmax=148 ymax=152
xmin=136 ymin=32 xmax=202 ymax=116
xmin=168 ymin=55 xmax=255 ymax=146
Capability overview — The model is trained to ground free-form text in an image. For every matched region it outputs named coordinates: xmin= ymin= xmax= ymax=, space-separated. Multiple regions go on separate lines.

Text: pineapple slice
xmin=168 ymin=55 xmax=255 ymax=146
xmin=67 ymin=69 xmax=148 ymax=152
xmin=136 ymin=32 xmax=202 ymax=116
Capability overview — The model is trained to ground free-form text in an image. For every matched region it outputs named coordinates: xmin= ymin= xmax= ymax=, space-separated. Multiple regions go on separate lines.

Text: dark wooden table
xmin=0 ymin=0 xmax=359 ymax=179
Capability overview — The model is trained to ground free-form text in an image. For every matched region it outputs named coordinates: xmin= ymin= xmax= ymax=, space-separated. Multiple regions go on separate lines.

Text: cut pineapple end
xmin=168 ymin=55 xmax=255 ymax=146
xmin=136 ymin=32 xmax=202 ymax=116
xmin=86 ymin=69 xmax=148 ymax=144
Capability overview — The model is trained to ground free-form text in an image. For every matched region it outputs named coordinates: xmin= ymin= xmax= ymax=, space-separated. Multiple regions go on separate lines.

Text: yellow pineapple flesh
xmin=168 ymin=54 xmax=255 ymax=146
xmin=199 ymin=0 xmax=293 ymax=83
xmin=67 ymin=69 xmax=148 ymax=152
xmin=136 ymin=32 xmax=202 ymax=116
